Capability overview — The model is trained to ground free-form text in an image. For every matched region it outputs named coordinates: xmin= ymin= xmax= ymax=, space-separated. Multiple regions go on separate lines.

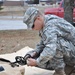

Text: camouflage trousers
xmin=64 ymin=65 xmax=75 ymax=75
xmin=53 ymin=69 xmax=66 ymax=75
xmin=53 ymin=65 xmax=74 ymax=75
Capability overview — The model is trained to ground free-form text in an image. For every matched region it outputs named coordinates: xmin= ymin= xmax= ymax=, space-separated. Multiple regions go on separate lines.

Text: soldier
xmin=23 ymin=7 xmax=75 ymax=75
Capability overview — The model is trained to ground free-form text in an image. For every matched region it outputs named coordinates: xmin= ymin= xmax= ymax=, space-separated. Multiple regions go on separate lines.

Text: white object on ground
xmin=0 ymin=46 xmax=54 ymax=75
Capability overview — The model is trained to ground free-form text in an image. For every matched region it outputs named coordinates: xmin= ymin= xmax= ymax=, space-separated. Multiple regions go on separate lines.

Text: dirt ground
xmin=0 ymin=30 xmax=40 ymax=54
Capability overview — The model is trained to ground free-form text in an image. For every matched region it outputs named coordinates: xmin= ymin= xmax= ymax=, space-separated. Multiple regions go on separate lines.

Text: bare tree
xmin=64 ymin=0 xmax=74 ymax=24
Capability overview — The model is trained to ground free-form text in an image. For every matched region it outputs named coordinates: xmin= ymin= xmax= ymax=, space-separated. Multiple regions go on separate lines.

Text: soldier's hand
xmin=25 ymin=51 xmax=37 ymax=58
xmin=27 ymin=58 xmax=37 ymax=66
xmin=31 ymin=52 xmax=37 ymax=57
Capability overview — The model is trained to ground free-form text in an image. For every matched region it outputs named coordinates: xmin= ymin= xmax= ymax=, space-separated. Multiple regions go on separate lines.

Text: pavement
xmin=0 ymin=19 xmax=27 ymax=30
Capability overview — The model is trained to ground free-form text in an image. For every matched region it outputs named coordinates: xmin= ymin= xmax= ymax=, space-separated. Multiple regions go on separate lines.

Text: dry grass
xmin=0 ymin=30 xmax=40 ymax=54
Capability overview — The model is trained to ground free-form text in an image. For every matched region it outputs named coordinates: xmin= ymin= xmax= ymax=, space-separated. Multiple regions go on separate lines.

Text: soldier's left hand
xmin=27 ymin=58 xmax=37 ymax=66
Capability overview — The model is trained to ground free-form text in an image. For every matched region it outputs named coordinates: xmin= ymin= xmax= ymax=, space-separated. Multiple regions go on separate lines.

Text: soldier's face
xmin=32 ymin=16 xmax=44 ymax=30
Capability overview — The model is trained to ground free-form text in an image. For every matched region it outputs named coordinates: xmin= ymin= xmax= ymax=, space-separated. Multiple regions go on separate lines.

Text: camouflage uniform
xmin=23 ymin=7 xmax=75 ymax=75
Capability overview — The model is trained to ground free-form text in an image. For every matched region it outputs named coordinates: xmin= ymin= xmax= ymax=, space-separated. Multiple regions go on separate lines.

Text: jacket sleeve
xmin=36 ymin=25 xmax=65 ymax=69
xmin=36 ymin=26 xmax=57 ymax=66
xmin=25 ymin=39 xmax=45 ymax=58
xmin=34 ymin=40 xmax=45 ymax=54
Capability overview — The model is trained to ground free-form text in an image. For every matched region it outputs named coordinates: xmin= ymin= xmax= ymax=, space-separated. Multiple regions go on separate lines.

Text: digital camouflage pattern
xmin=23 ymin=7 xmax=39 ymax=29
xmin=24 ymin=7 xmax=75 ymax=71
xmin=34 ymin=15 xmax=75 ymax=70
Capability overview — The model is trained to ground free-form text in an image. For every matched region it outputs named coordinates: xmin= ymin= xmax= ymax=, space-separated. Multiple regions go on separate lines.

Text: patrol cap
xmin=23 ymin=7 xmax=39 ymax=29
